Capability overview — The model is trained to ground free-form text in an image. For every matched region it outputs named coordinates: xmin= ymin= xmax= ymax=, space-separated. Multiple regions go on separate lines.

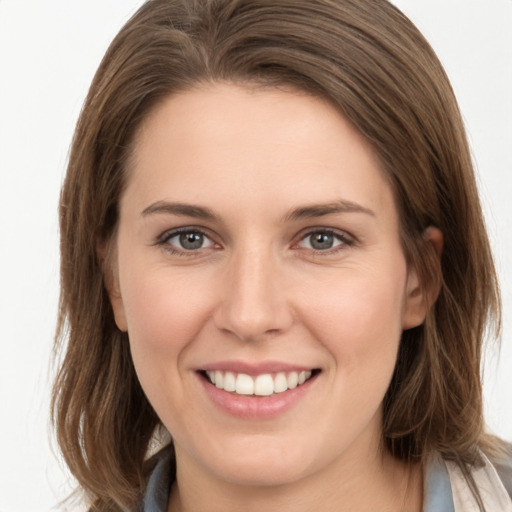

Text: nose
xmin=213 ymin=246 xmax=294 ymax=342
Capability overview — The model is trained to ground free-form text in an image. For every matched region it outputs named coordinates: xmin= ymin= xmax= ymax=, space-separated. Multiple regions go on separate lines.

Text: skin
xmin=107 ymin=83 xmax=440 ymax=511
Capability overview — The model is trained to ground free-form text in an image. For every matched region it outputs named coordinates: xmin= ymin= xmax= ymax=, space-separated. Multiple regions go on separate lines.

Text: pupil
xmin=311 ymin=233 xmax=333 ymax=250
xmin=179 ymin=232 xmax=203 ymax=250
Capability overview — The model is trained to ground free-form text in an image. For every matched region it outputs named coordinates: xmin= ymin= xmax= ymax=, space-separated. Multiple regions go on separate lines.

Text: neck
xmin=167 ymin=444 xmax=423 ymax=512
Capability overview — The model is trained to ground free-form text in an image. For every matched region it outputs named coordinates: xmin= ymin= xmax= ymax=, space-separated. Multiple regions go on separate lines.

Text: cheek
xmin=310 ymin=271 xmax=404 ymax=322
xmin=299 ymin=265 xmax=407 ymax=373
xmin=119 ymin=269 xmax=216 ymax=425
xmin=119 ymin=267 xmax=214 ymax=361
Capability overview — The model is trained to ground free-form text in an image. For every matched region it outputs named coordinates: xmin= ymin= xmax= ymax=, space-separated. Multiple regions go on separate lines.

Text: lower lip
xmin=198 ymin=373 xmax=318 ymax=420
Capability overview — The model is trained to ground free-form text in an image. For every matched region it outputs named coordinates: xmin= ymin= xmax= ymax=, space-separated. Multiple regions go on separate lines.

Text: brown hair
xmin=52 ymin=0 xmax=501 ymax=509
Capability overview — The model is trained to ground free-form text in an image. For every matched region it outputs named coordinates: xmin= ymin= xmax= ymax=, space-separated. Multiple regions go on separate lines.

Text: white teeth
xmin=254 ymin=374 xmax=274 ymax=396
xmin=206 ymin=369 xmax=315 ymax=396
xmin=223 ymin=371 xmax=236 ymax=392
xmin=235 ymin=373 xmax=254 ymax=395
xmin=287 ymin=372 xmax=298 ymax=389
xmin=274 ymin=372 xmax=288 ymax=393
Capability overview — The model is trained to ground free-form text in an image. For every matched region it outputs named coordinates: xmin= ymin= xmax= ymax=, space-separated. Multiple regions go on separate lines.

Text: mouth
xmin=199 ymin=369 xmax=321 ymax=397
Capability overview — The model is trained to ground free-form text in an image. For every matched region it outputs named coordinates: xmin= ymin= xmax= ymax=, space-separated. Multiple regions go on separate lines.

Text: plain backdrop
xmin=0 ymin=1 xmax=511 ymax=511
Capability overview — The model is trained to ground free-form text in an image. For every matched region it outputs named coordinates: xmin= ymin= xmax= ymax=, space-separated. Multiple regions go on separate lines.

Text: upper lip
xmin=199 ymin=360 xmax=318 ymax=376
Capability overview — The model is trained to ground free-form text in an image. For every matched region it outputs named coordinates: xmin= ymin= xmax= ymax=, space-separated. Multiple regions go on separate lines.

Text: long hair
xmin=52 ymin=0 xmax=501 ymax=509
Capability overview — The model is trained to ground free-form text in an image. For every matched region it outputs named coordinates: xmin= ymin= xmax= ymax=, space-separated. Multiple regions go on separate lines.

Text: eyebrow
xmin=141 ymin=201 xmax=218 ymax=220
xmin=141 ymin=199 xmax=375 ymax=222
xmin=284 ymin=200 xmax=375 ymax=221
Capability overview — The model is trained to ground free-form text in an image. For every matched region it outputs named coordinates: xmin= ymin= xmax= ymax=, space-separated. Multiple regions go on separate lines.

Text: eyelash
xmin=155 ymin=227 xmax=217 ymax=257
xmin=294 ymin=228 xmax=355 ymax=255
xmin=155 ymin=227 xmax=355 ymax=256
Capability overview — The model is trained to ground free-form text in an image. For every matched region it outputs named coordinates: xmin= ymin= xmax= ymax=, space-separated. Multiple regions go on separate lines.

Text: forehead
xmin=123 ymin=82 xmax=396 ymax=224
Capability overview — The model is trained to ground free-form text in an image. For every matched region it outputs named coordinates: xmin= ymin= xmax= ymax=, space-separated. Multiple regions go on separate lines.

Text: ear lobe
xmin=97 ymin=240 xmax=128 ymax=332
xmin=402 ymin=227 xmax=443 ymax=330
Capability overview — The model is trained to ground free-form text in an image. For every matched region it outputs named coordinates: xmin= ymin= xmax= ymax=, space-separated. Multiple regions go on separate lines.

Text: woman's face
xmin=109 ymin=83 xmax=429 ymax=487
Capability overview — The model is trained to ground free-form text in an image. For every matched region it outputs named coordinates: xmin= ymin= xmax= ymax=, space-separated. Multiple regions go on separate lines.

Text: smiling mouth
xmin=200 ymin=369 xmax=320 ymax=397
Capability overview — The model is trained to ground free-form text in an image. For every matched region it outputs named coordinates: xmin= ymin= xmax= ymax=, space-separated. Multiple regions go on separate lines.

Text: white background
xmin=0 ymin=1 xmax=511 ymax=511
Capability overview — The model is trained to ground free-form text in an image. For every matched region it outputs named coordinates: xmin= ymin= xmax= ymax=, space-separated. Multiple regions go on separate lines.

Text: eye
xmin=297 ymin=230 xmax=352 ymax=251
xmin=159 ymin=228 xmax=215 ymax=252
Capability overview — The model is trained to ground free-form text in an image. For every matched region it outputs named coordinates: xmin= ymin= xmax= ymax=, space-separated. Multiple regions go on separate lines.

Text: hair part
xmin=52 ymin=0 xmax=501 ymax=509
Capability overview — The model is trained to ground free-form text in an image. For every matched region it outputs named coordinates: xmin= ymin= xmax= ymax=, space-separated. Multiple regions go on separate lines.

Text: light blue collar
xmin=423 ymin=454 xmax=455 ymax=511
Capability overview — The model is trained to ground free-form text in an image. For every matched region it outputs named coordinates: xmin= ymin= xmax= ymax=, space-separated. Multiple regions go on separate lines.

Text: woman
xmin=52 ymin=0 xmax=512 ymax=510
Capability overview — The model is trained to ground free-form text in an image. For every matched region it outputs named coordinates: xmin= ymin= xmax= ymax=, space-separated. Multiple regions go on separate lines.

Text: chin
xmin=216 ymin=460 xmax=308 ymax=488
xmin=201 ymin=438 xmax=316 ymax=487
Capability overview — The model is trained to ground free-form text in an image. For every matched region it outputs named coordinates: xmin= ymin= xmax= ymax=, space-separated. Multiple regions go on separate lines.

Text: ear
xmin=402 ymin=227 xmax=443 ymax=330
xmin=97 ymin=240 xmax=128 ymax=332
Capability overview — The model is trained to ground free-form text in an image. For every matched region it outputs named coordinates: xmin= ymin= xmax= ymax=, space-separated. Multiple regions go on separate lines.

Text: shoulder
xmin=424 ymin=446 xmax=512 ymax=512
xmin=444 ymin=445 xmax=512 ymax=510
xmin=491 ymin=442 xmax=512 ymax=499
